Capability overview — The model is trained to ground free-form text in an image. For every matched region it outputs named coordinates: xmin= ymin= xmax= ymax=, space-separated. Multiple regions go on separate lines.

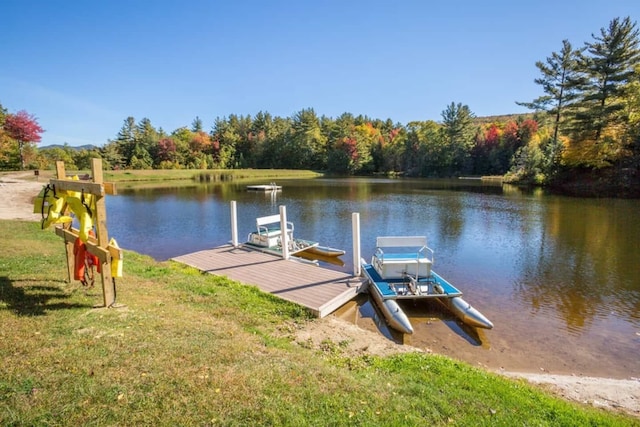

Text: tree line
xmin=1 ymin=16 xmax=638 ymax=189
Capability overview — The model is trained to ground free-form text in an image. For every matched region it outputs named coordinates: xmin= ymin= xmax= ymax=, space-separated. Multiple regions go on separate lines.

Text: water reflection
xmin=513 ymin=197 xmax=640 ymax=334
xmin=106 ymin=177 xmax=640 ymax=375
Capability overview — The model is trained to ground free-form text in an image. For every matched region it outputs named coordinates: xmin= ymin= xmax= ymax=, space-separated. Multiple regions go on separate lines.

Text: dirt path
xmin=0 ymin=171 xmax=46 ymax=221
xmin=2 ymin=172 xmax=639 ymax=418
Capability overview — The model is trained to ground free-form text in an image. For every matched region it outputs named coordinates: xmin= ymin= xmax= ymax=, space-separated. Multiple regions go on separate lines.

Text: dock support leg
xmin=230 ymin=201 xmax=238 ymax=247
xmin=352 ymin=212 xmax=361 ymax=276
xmin=279 ymin=205 xmax=289 ymax=260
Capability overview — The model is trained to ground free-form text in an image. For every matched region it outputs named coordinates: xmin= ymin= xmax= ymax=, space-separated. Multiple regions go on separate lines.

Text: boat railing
xmin=256 ymin=214 xmax=294 ymax=238
xmin=373 ymin=236 xmax=435 ymax=280
xmin=374 ymin=236 xmax=434 ymax=263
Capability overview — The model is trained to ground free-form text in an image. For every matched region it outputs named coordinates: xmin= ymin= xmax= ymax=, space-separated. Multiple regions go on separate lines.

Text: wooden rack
xmin=51 ymin=159 xmax=121 ymax=307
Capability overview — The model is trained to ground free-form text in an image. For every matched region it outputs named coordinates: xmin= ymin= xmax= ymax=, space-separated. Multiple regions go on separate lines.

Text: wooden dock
xmin=171 ymin=245 xmax=364 ymax=317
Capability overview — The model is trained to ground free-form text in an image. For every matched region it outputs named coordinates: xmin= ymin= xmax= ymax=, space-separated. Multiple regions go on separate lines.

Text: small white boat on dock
xmin=245 ymin=214 xmax=346 ymax=267
xmin=246 ymin=214 xmax=318 ymax=256
xmin=361 ymin=236 xmax=493 ymax=334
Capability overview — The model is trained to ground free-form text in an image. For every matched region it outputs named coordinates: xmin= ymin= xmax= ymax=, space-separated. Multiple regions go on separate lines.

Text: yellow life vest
xmin=65 ymin=191 xmax=95 ymax=243
xmin=109 ymin=238 xmax=124 ymax=278
xmin=34 ymin=184 xmax=73 ymax=229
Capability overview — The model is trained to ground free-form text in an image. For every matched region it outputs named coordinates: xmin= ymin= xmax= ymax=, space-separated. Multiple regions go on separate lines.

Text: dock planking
xmin=171 ymin=245 xmax=364 ymax=317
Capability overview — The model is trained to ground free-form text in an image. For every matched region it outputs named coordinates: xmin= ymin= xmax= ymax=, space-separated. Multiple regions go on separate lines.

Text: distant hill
xmin=39 ymin=144 xmax=99 ymax=151
xmin=473 ymin=113 xmax=536 ymax=125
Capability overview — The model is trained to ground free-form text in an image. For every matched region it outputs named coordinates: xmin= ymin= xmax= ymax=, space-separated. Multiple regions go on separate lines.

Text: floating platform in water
xmin=246 ymin=184 xmax=282 ymax=191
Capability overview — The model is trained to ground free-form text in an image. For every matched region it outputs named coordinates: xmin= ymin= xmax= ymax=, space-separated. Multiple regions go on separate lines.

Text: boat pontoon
xmin=361 ymin=236 xmax=493 ymax=334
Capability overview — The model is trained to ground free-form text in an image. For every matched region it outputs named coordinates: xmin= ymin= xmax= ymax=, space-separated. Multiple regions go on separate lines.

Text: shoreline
xmin=1 ymin=171 xmax=638 ymax=417
xmin=296 ymin=316 xmax=639 ymax=417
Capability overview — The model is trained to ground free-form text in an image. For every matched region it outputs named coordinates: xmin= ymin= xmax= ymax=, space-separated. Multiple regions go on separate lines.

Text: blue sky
xmin=2 ymin=1 xmax=638 ymax=147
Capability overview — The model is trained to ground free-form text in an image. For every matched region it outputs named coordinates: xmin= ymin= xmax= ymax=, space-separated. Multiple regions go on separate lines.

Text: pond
xmin=106 ymin=177 xmax=640 ymax=378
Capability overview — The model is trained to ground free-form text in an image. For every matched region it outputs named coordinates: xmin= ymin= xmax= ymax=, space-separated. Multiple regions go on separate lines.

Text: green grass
xmin=104 ymin=168 xmax=323 ymax=184
xmin=5 ymin=168 xmax=323 ymax=190
xmin=1 ymin=220 xmax=636 ymax=426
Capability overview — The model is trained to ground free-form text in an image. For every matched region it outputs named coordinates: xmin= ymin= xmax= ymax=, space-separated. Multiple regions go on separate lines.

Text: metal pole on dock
xmin=352 ymin=212 xmax=361 ymax=276
xmin=279 ymin=205 xmax=289 ymax=260
xmin=230 ymin=201 xmax=238 ymax=247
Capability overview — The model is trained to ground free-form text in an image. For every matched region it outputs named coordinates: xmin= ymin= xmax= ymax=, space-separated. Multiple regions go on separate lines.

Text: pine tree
xmin=517 ymin=40 xmax=582 ymax=148
xmin=115 ymin=116 xmax=137 ymax=166
xmin=573 ymin=17 xmax=640 ymax=142
xmin=440 ymin=102 xmax=476 ymax=175
xmin=191 ymin=116 xmax=203 ymax=132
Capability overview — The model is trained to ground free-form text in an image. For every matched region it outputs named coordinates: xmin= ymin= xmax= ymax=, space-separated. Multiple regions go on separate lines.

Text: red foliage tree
xmin=484 ymin=124 xmax=501 ymax=147
xmin=3 ymin=110 xmax=44 ymax=169
xmin=519 ymin=119 xmax=539 ymax=143
xmin=388 ymin=128 xmax=401 ymax=142
xmin=157 ymin=137 xmax=177 ymax=163
xmin=340 ymin=137 xmax=358 ymax=161
xmin=502 ymin=121 xmax=520 ymax=146
xmin=189 ymin=131 xmax=212 ymax=153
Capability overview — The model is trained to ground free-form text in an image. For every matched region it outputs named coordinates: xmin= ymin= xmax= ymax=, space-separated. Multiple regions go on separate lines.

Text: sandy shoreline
xmin=1 ymin=172 xmax=638 ymax=417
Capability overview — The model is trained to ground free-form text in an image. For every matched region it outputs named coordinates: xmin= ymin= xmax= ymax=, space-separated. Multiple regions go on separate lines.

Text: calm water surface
xmin=106 ymin=178 xmax=640 ymax=378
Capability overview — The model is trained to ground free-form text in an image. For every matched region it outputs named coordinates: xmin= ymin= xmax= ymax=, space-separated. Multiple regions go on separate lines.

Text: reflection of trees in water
xmin=514 ymin=197 xmax=640 ymax=333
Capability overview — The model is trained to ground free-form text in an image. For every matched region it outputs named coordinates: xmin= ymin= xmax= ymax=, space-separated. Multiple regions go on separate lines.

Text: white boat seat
xmin=373 ymin=236 xmax=434 ymax=280
xmin=255 ymin=214 xmax=294 ymax=238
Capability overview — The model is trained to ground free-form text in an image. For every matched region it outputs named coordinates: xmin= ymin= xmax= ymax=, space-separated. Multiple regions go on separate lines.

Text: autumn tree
xmin=327 ymin=136 xmax=357 ymax=174
xmin=171 ymin=127 xmax=196 ymax=168
xmin=377 ymin=124 xmax=406 ymax=173
xmin=156 ymin=137 xmax=179 ymax=168
xmin=2 ymin=110 xmax=44 ymax=169
xmin=472 ymin=123 xmax=503 ymax=174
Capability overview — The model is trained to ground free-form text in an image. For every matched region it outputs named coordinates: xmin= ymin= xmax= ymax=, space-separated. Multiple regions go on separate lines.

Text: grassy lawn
xmin=103 ymin=168 xmax=323 ymax=183
xmin=1 ymin=168 xmax=323 ymax=190
xmin=0 ymin=220 xmax=636 ymax=426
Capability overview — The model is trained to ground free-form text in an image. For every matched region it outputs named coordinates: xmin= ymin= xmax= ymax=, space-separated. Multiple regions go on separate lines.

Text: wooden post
xmin=56 ymin=161 xmax=75 ymax=283
xmin=352 ymin=212 xmax=361 ymax=276
xmin=230 ymin=201 xmax=238 ymax=247
xmin=279 ymin=205 xmax=289 ymax=260
xmin=91 ymin=159 xmax=116 ymax=307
